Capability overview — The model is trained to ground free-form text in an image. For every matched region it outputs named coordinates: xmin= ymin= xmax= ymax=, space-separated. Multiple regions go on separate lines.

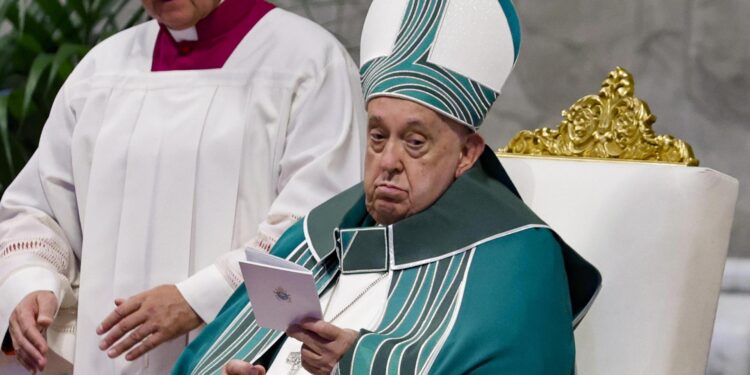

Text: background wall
xmin=274 ymin=0 xmax=750 ymax=257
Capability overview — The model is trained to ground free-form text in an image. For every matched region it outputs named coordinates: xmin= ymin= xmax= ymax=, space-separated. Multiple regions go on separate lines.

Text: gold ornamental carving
xmin=498 ymin=67 xmax=699 ymax=166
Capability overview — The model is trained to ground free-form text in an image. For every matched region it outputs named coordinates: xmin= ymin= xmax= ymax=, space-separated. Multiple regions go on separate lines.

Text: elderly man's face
xmin=364 ymin=97 xmax=485 ymax=225
xmin=142 ymin=0 xmax=221 ymax=30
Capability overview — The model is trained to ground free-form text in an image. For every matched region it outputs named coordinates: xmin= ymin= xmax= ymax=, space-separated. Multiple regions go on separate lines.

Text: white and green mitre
xmin=360 ymin=0 xmax=521 ymax=129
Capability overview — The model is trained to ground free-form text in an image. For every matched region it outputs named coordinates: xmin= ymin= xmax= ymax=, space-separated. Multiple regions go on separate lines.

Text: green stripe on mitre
xmin=360 ymin=0 xmax=521 ymax=129
xmin=361 ymin=48 xmax=497 ymax=128
xmin=365 ymin=76 xmax=495 ymax=129
xmin=361 ymin=0 xmax=476 ymax=127
xmin=500 ymin=0 xmax=522 ymax=60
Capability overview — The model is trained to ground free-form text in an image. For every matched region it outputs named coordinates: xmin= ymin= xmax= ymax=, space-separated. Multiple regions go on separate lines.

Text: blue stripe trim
xmin=499 ymin=0 xmax=521 ymax=61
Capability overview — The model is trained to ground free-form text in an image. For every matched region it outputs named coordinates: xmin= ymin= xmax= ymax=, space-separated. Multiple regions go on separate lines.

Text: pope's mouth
xmin=374 ymin=184 xmax=407 ymax=200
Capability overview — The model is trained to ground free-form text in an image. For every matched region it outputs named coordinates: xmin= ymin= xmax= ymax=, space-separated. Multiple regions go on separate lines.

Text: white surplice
xmin=0 ymin=8 xmax=365 ymax=374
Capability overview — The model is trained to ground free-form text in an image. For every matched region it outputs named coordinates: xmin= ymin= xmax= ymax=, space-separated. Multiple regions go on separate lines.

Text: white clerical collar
xmin=165 ymin=0 xmax=225 ymax=42
xmin=167 ymin=27 xmax=198 ymax=42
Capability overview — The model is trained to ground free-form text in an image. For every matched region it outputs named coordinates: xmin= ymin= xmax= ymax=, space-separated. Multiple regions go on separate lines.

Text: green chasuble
xmin=172 ymin=149 xmax=601 ymax=375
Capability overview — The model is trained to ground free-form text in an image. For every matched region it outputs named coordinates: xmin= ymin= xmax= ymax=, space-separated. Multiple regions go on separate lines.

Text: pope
xmin=173 ymin=0 xmax=601 ymax=374
xmin=0 ymin=0 xmax=365 ymax=373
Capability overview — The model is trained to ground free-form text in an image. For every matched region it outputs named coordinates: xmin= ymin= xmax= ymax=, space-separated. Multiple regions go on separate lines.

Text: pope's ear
xmin=455 ymin=132 xmax=485 ymax=178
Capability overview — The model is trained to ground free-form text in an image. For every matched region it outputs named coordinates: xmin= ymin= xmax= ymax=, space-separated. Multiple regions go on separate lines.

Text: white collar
xmin=165 ymin=0 xmax=225 ymax=42
xmin=166 ymin=27 xmax=198 ymax=42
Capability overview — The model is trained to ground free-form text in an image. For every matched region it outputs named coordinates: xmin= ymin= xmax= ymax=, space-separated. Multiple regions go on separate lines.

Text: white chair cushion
xmin=500 ymin=157 xmax=739 ymax=375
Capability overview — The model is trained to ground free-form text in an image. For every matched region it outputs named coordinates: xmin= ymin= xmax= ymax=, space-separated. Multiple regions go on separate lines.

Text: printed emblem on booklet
xmin=239 ymin=248 xmax=323 ymax=331
xmin=274 ymin=287 xmax=292 ymax=303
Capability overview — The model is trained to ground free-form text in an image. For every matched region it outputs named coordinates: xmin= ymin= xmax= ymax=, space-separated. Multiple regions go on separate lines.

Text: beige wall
xmin=275 ymin=0 xmax=750 ymax=257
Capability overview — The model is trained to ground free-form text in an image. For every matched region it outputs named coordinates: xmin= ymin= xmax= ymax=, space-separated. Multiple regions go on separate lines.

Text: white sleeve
xmin=176 ymin=47 xmax=366 ymax=323
xmin=0 ymin=80 xmax=82 ymax=338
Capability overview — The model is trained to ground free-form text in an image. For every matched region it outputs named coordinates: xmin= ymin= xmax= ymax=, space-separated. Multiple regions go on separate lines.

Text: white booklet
xmin=239 ymin=248 xmax=323 ymax=331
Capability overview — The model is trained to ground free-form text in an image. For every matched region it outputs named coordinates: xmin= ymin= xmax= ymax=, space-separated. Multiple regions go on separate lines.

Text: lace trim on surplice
xmin=0 ymin=237 xmax=69 ymax=274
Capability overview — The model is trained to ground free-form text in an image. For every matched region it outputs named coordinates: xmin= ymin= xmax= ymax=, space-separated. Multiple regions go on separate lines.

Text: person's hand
xmin=8 ymin=291 xmax=57 ymax=373
xmin=221 ymin=360 xmax=266 ymax=375
xmin=286 ymin=319 xmax=359 ymax=375
xmin=97 ymin=284 xmax=202 ymax=361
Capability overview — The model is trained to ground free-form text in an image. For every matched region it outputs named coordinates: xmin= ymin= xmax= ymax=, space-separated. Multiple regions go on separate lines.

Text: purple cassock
xmin=152 ymin=0 xmax=275 ymax=71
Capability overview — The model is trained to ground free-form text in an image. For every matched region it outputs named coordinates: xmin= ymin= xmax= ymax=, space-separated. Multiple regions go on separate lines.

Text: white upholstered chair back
xmin=497 ymin=67 xmax=739 ymax=374
xmin=501 ymin=157 xmax=737 ymax=374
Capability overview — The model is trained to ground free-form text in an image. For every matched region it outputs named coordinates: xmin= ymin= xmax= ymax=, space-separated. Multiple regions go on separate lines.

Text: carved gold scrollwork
xmin=498 ymin=67 xmax=699 ymax=166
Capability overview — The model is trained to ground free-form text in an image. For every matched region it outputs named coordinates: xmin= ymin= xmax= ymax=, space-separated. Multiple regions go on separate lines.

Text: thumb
xmin=36 ymin=292 xmax=58 ymax=328
xmin=224 ymin=360 xmax=259 ymax=375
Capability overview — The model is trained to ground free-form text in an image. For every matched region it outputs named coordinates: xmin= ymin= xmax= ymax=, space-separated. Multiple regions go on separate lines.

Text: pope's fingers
xmin=331 ymin=328 xmax=359 ymax=355
xmin=300 ymin=359 xmax=328 ymax=375
xmin=223 ymin=360 xmax=264 ymax=375
xmin=300 ymin=344 xmax=326 ymax=369
xmin=99 ymin=309 xmax=148 ymax=351
xmin=106 ymin=321 xmax=154 ymax=358
xmin=286 ymin=326 xmax=328 ymax=355
xmin=97 ymin=298 xmax=142 ymax=335
xmin=300 ymin=361 xmax=317 ymax=375
xmin=300 ymin=319 xmax=340 ymax=341
xmin=299 ymin=321 xmax=359 ymax=360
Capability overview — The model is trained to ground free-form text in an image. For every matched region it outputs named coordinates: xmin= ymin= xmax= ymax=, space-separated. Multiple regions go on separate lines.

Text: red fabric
xmin=151 ymin=0 xmax=275 ymax=71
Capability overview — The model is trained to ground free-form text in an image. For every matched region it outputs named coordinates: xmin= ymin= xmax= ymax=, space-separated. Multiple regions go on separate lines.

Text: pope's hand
xmin=97 ymin=284 xmax=202 ymax=361
xmin=9 ymin=291 xmax=57 ymax=372
xmin=222 ymin=360 xmax=266 ymax=375
xmin=286 ymin=319 xmax=359 ymax=375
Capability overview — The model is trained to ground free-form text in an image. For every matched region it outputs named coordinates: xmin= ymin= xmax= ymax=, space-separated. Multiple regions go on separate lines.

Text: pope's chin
xmin=366 ymin=198 xmax=407 ymax=225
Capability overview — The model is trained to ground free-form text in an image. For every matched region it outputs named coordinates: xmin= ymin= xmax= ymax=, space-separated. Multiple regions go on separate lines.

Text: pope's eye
xmin=369 ymin=131 xmax=386 ymax=142
xmin=406 ymin=136 xmax=425 ymax=148
xmin=368 ymin=131 xmax=387 ymax=151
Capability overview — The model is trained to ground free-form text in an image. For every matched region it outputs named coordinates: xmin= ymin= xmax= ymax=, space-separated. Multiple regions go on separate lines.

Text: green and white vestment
xmin=172 ymin=150 xmax=601 ymax=375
